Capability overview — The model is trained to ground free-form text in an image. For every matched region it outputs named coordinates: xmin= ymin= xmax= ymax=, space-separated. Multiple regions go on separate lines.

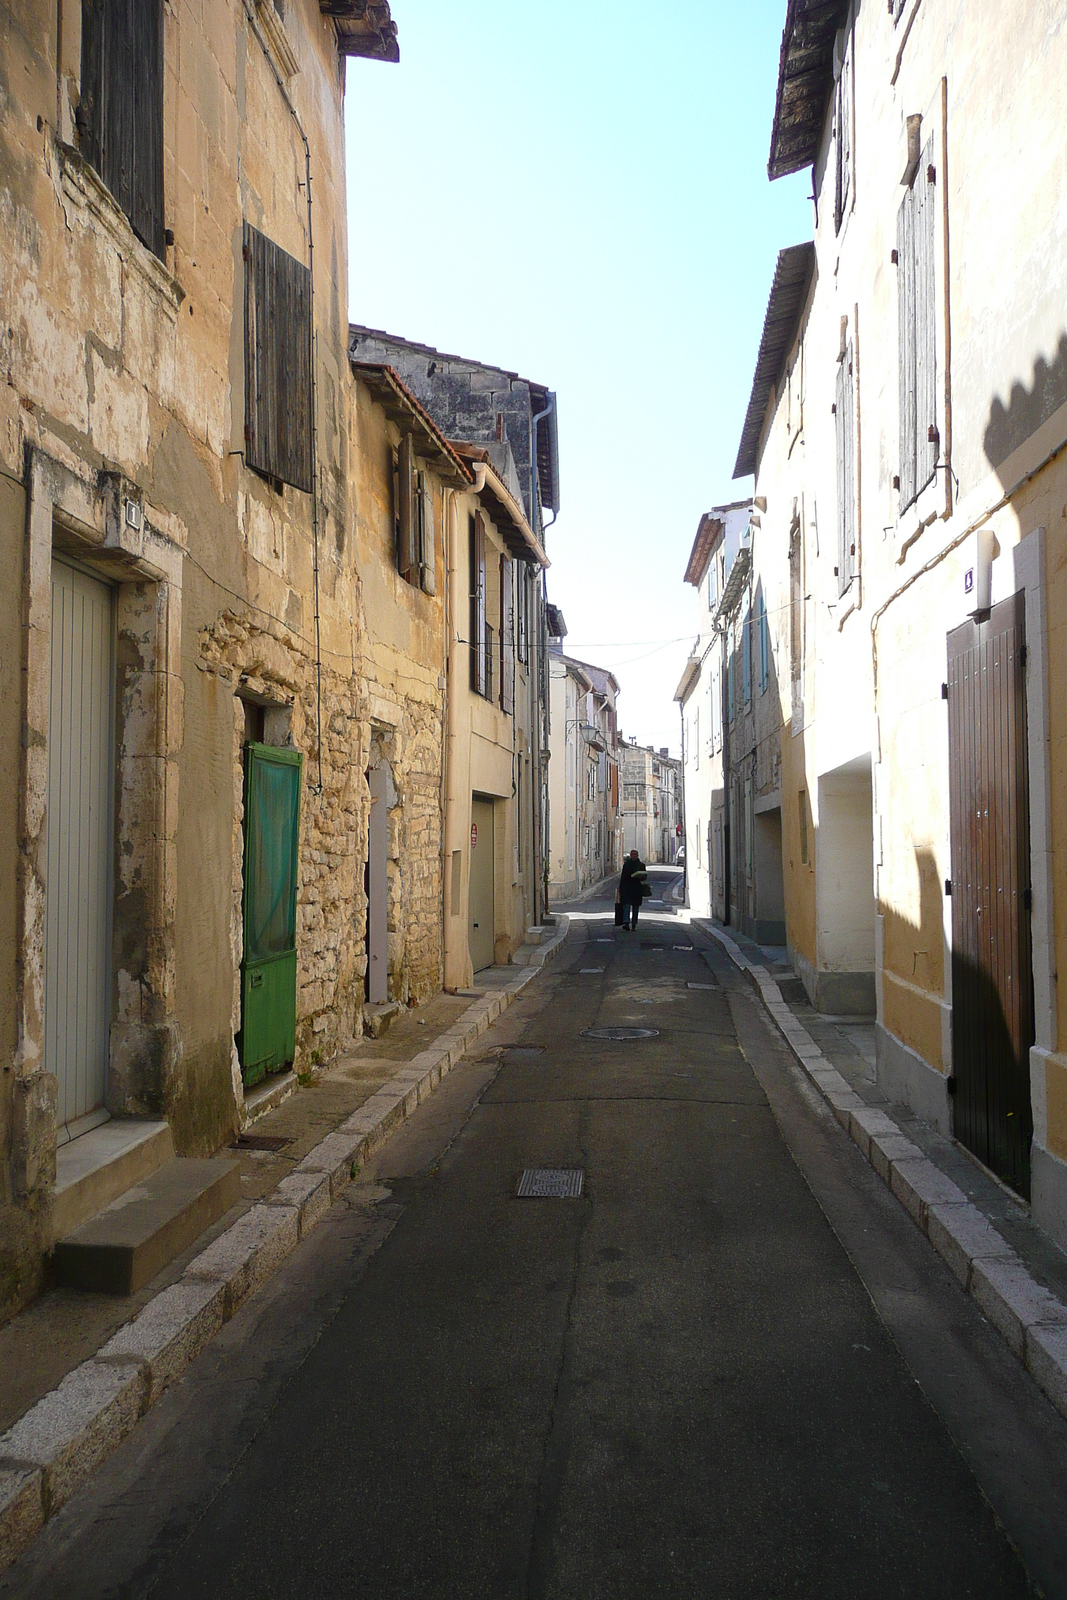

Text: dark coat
xmin=619 ymin=856 xmax=649 ymax=904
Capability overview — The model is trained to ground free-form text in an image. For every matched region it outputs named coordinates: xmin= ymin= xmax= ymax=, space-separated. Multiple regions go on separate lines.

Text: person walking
xmin=617 ymin=849 xmax=650 ymax=931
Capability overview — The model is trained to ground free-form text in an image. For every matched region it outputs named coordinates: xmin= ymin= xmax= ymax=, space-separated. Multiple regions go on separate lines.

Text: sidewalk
xmin=694 ymin=917 xmax=1067 ymax=1421
xmin=0 ymin=919 xmax=571 ymax=1570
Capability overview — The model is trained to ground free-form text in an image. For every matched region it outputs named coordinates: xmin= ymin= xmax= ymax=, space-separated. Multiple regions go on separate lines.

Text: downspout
xmin=442 ymin=466 xmax=485 ymax=990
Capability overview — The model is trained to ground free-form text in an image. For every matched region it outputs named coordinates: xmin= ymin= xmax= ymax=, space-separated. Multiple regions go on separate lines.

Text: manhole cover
xmin=581 ymin=1026 xmax=660 ymax=1041
xmin=231 ymin=1133 xmax=292 ymax=1152
xmin=517 ymin=1168 xmax=584 ymax=1198
xmin=505 ymin=1046 xmax=547 ymax=1060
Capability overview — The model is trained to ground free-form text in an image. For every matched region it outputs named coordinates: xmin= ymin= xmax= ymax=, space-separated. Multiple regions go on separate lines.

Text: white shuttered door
xmin=46 ymin=559 xmax=114 ymax=1134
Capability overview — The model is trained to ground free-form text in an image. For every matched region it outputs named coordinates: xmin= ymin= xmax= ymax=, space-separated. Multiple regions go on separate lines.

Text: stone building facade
xmin=727 ymin=0 xmax=1067 ymax=1244
xmin=0 ymin=0 xmax=398 ymax=1319
xmin=619 ymin=743 xmax=682 ymax=866
xmin=548 ymin=648 xmax=621 ymax=902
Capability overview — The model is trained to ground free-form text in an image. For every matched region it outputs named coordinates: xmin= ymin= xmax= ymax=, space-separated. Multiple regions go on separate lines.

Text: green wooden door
xmin=240 ymin=744 xmax=302 ymax=1087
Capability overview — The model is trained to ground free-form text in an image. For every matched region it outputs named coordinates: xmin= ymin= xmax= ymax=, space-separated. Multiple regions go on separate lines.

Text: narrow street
xmin=7 ymin=872 xmax=1067 ymax=1599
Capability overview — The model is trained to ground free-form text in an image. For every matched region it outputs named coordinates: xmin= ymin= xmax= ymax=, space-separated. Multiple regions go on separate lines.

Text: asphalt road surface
xmin=8 ymin=869 xmax=1067 ymax=1599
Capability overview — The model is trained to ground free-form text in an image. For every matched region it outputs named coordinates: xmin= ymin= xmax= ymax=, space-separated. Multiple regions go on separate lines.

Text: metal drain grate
xmin=579 ymin=967 xmax=605 ymax=974
xmin=581 ymin=1026 xmax=659 ymax=1041
xmin=517 ymin=1168 xmax=584 ymax=1198
xmin=231 ymin=1133 xmax=292 ymax=1152
xmin=687 ymin=982 xmax=716 ymax=991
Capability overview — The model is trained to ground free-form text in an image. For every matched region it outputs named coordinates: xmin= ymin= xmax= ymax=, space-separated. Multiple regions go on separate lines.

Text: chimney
xmin=659 ymin=747 xmax=668 ymax=758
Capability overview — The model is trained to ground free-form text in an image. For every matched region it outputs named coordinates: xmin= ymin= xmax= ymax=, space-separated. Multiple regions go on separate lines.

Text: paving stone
xmin=1026 ymin=1319 xmax=1067 ymax=1418
xmin=0 ymin=1359 xmax=145 ymax=1515
xmin=889 ymin=1158 xmax=969 ymax=1228
xmin=925 ymin=1203 xmax=1016 ymax=1289
xmin=97 ymin=1279 xmax=227 ymax=1400
xmin=0 ymin=1466 xmax=43 ymax=1574
xmin=971 ymin=1256 xmax=1067 ymax=1358
xmin=848 ymin=1105 xmax=902 ymax=1160
xmin=869 ymin=1132 xmax=925 ymax=1183
xmin=267 ymin=1170 xmax=332 ymax=1236
xmin=295 ymin=1130 xmax=367 ymax=1195
xmin=185 ymin=1204 xmax=299 ymax=1315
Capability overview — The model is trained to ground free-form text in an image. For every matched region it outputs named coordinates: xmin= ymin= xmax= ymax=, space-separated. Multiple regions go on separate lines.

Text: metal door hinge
xmin=941 ymin=682 xmax=948 ymax=700
xmin=946 ymin=1074 xmax=957 ymax=1097
xmin=944 ymin=879 xmax=952 ymax=896
xmin=1024 ymin=887 xmax=1033 ymax=910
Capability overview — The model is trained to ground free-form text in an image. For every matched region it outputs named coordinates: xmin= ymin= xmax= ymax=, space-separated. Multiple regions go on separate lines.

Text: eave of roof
xmin=350 ymin=323 xmax=548 ymax=392
xmin=452 ymin=443 xmax=550 ymax=569
xmin=559 ymin=654 xmax=620 ymax=698
xmin=733 ymin=243 xmax=816 ymax=480
xmin=674 ymin=656 xmax=702 ymax=704
xmin=768 ymin=0 xmax=849 ymax=179
xmin=353 ymin=363 xmax=471 ymax=486
xmin=715 ymin=545 xmax=752 ymax=621
xmin=320 ymin=2 xmax=399 ymax=61
xmin=684 ymin=513 xmax=724 ymax=587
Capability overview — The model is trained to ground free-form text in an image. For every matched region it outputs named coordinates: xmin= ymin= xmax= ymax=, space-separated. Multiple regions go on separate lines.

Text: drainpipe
xmin=442 ymin=467 xmax=485 ymax=991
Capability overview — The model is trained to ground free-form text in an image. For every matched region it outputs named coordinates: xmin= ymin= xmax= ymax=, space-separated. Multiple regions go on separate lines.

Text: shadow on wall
xmin=880 ymin=846 xmax=1032 ymax=1196
xmin=984 ymin=332 xmax=1067 ymax=476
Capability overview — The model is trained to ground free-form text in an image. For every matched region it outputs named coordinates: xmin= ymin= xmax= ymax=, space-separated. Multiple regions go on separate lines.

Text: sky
xmin=344 ymin=1 xmax=813 ymax=756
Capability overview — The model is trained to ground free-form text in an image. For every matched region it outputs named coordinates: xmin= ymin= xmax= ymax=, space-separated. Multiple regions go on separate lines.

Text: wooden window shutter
xmin=836 ymin=342 xmax=855 ymax=594
xmin=897 ymin=186 xmax=917 ymax=509
xmin=469 ymin=513 xmax=486 ymax=696
xmin=396 ymin=434 xmax=416 ymax=579
xmin=419 ymin=474 xmax=436 ymax=596
xmin=80 ymin=0 xmax=165 ymax=258
xmin=244 ymin=223 xmax=313 ymax=493
xmin=915 ymin=135 xmax=938 ymax=498
xmin=517 ymin=564 xmax=528 ymax=665
xmin=500 ymin=556 xmax=515 ymax=714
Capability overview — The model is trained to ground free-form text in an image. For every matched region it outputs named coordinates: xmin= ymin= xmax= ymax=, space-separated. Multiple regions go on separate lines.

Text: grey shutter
xmin=244 ymin=224 xmax=313 ymax=493
xmin=469 ymin=513 xmax=486 ymax=696
xmin=915 ymin=136 xmax=938 ymax=496
xmin=81 ymin=0 xmax=165 ymax=259
xmin=517 ymin=564 xmax=528 ymax=665
xmin=396 ymin=434 xmax=416 ymax=579
xmin=500 ymin=556 xmax=514 ymax=714
xmin=419 ymin=475 xmax=436 ymax=595
xmin=897 ymin=188 xmax=917 ymax=509
xmin=836 ymin=342 xmax=855 ymax=594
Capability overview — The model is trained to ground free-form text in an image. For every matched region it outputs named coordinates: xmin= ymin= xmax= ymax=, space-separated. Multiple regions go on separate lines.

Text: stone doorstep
xmin=0 ymin=915 xmax=574 ymax=1575
xmin=52 ymin=1120 xmax=175 ymax=1239
xmin=697 ymin=917 xmax=1067 ymax=1425
xmin=54 ymin=1158 xmax=242 ymax=1296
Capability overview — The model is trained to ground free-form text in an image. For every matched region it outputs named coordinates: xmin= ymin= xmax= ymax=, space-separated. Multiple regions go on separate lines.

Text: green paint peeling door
xmin=240 ymin=744 xmax=302 ymax=1087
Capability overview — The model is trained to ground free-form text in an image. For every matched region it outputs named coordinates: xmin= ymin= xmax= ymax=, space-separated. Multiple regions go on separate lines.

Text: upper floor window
xmin=835 ymin=339 xmax=856 ymax=594
xmin=499 ymin=555 xmax=515 ymax=714
xmin=833 ymin=25 xmax=853 ymax=234
xmin=394 ymin=436 xmax=436 ymax=594
xmin=80 ymin=0 xmax=165 ymax=258
xmin=897 ymin=135 xmax=937 ymax=510
xmin=244 ymin=224 xmax=313 ymax=492
xmin=469 ymin=512 xmax=487 ymax=697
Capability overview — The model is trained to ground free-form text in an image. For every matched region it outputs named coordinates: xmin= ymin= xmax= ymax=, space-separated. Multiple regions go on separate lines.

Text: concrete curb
xmin=696 ymin=919 xmax=1067 ymax=1423
xmin=0 ymin=917 xmax=572 ymax=1572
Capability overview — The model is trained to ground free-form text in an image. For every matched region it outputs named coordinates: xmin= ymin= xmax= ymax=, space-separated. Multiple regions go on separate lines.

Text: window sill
xmin=56 ymin=141 xmax=185 ymax=321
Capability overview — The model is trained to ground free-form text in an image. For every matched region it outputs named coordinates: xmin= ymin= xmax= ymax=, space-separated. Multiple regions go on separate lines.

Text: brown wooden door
xmin=946 ymin=591 xmax=1033 ymax=1196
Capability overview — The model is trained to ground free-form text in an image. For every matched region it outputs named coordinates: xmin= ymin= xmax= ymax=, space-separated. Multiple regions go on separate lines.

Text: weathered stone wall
xmin=0 ymin=0 xmax=375 ymax=1320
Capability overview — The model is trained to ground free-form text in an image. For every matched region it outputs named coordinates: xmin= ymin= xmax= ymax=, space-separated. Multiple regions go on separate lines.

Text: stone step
xmin=364 ymin=1001 xmax=401 ymax=1039
xmin=54 ymin=1157 xmax=241 ymax=1296
xmin=53 ymin=1120 xmax=174 ymax=1239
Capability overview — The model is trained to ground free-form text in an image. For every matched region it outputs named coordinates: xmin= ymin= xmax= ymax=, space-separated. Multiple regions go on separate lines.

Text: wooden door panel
xmin=947 ymin=591 xmax=1033 ymax=1195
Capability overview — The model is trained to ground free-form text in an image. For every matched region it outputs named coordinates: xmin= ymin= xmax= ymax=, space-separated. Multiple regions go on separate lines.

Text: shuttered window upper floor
xmin=79 ymin=0 xmax=166 ymax=259
xmin=244 ymin=223 xmax=313 ymax=494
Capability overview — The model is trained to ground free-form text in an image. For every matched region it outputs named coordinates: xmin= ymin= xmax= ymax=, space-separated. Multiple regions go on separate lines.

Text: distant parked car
xmin=676 ymin=846 xmax=686 ymax=867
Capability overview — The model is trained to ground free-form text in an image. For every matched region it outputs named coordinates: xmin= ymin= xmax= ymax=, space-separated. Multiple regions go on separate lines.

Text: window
xmin=742 ymin=609 xmax=752 ymax=706
xmin=244 ymin=224 xmax=313 ymax=492
xmin=80 ymin=0 xmax=165 ymax=258
xmin=499 ymin=555 xmax=515 ymax=714
xmin=897 ymin=135 xmax=938 ymax=511
xmin=396 ymin=453 xmax=436 ymax=594
xmin=758 ymin=594 xmax=769 ymax=692
xmin=833 ymin=26 xmax=853 ymax=234
xmin=789 ymin=514 xmax=803 ymax=685
xmin=469 ymin=513 xmax=487 ymax=696
xmin=836 ymin=340 xmax=856 ymax=594
xmin=516 ymin=563 xmax=529 ymax=665
xmin=727 ymin=652 xmax=735 ymax=724
xmin=693 ymin=707 xmax=700 ymax=769
xmin=798 ymin=789 xmax=809 ymax=865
